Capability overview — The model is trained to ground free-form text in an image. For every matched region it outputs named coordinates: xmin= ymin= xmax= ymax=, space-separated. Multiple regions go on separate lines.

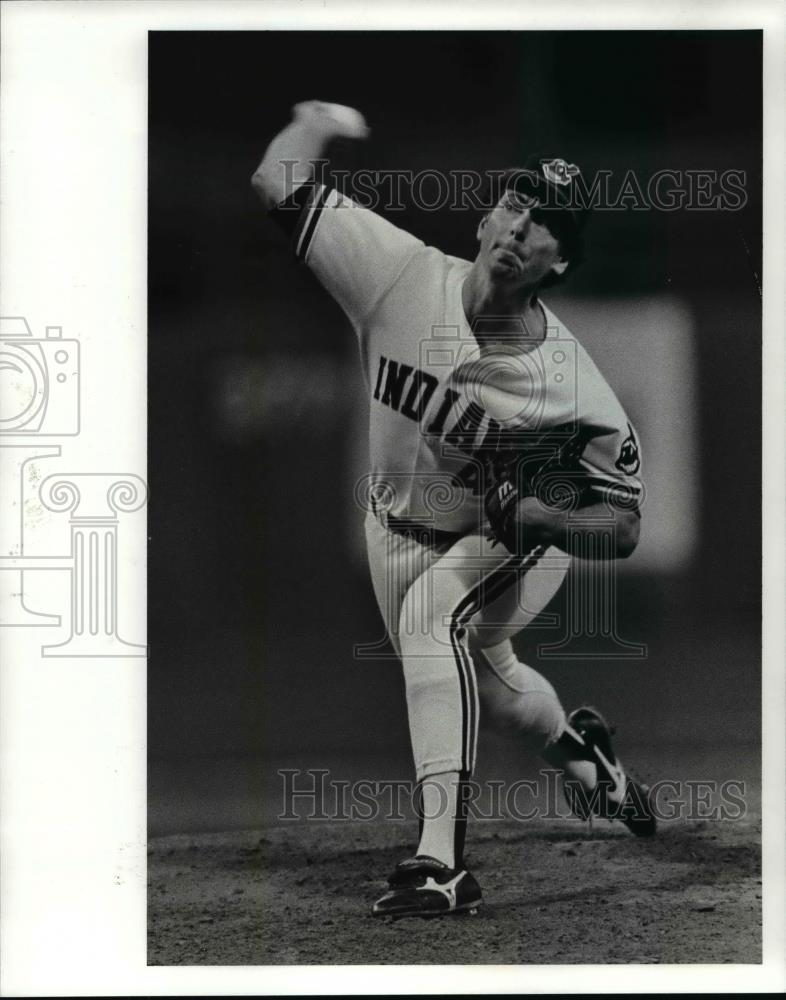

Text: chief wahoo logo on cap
xmin=542 ymin=159 xmax=580 ymax=186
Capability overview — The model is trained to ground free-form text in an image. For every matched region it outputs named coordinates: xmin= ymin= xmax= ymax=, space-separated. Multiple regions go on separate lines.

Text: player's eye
xmin=504 ymin=192 xmax=538 ymax=212
xmin=531 ymin=207 xmax=570 ymax=241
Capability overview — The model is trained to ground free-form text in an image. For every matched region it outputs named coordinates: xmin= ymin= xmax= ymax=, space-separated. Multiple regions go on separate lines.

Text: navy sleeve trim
xmin=267 ymin=182 xmax=316 ymax=241
xmin=294 ymin=183 xmax=329 ymax=261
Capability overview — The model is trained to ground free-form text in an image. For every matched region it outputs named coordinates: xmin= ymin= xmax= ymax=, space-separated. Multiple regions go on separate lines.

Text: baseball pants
xmin=364 ymin=512 xmax=570 ymax=781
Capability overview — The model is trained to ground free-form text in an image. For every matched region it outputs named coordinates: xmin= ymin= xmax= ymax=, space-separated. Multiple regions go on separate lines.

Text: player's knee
xmin=397 ymin=586 xmax=454 ymax=652
xmin=480 ymin=682 xmax=565 ymax=752
xmin=398 ymin=592 xmax=474 ymax=705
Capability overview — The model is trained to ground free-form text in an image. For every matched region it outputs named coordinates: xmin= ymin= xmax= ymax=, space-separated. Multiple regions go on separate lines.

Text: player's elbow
xmin=251 ymin=166 xmax=278 ymax=209
xmin=614 ymin=510 xmax=641 ymax=558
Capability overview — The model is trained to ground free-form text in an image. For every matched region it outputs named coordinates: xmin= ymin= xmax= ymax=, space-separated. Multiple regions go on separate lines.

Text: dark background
xmin=148 ymin=31 xmax=761 ymax=833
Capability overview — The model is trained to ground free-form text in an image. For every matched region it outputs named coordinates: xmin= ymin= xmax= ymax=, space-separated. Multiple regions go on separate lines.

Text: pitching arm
xmin=252 ymin=101 xmax=424 ymax=330
xmin=251 ymin=100 xmax=370 ymax=209
xmin=513 ymin=495 xmax=641 ymax=559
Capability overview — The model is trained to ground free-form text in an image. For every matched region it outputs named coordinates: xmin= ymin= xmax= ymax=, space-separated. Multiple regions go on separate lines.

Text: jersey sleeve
xmin=578 ymin=420 xmax=644 ymax=511
xmin=269 ymin=181 xmax=424 ymax=327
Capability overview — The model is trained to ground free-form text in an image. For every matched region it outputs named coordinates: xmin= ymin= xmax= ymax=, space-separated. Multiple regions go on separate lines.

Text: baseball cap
xmin=503 ymin=154 xmax=590 ymax=234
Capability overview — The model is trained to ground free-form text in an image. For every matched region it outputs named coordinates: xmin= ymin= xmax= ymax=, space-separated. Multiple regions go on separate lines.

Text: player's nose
xmin=510 ymin=209 xmax=532 ymax=240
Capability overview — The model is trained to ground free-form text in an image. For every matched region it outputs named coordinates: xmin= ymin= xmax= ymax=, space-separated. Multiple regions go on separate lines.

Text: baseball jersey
xmin=271 ymin=182 xmax=643 ymax=533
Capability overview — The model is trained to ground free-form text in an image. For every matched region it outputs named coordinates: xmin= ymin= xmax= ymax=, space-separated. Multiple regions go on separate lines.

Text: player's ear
xmin=551 ymin=257 xmax=569 ymax=276
xmin=476 ymin=214 xmax=489 ymax=242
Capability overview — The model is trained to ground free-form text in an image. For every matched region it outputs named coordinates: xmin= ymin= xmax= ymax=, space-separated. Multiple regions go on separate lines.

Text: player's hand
xmin=484 ymin=449 xmax=580 ymax=554
xmin=485 ymin=475 xmax=556 ymax=554
xmin=292 ymin=101 xmax=370 ymax=140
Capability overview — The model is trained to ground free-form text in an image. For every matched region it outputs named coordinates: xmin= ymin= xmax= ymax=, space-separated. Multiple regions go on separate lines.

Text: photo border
xmin=1 ymin=0 xmax=783 ymax=994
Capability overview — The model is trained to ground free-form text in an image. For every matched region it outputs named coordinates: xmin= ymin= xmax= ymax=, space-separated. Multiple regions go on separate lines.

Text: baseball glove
xmin=483 ymin=427 xmax=596 ymax=554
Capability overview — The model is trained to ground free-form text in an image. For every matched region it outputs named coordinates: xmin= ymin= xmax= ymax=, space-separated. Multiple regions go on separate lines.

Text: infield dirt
xmin=148 ymin=807 xmax=761 ymax=965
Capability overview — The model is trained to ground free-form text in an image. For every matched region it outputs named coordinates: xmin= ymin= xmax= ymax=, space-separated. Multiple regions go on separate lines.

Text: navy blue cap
xmin=504 ymin=155 xmax=589 ymax=232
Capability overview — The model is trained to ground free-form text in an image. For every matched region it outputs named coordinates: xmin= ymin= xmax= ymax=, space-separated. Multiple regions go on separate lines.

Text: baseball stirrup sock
xmin=414 ymin=779 xmax=425 ymax=844
xmin=415 ymin=770 xmax=471 ymax=870
xmin=453 ymin=771 xmax=471 ymax=868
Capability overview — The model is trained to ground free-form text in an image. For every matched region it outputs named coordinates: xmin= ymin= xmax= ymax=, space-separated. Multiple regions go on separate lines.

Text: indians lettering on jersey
xmin=372 ymin=348 xmax=620 ymax=508
xmin=370 ymin=351 xmax=584 ymax=498
xmin=271 ymin=182 xmax=644 ymax=530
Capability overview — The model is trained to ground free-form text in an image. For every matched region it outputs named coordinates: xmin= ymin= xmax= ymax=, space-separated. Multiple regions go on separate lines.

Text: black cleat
xmin=564 ymin=706 xmax=657 ymax=838
xmin=372 ymin=855 xmax=482 ymax=918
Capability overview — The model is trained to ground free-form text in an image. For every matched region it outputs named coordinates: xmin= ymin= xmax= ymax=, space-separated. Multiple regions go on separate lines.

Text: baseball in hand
xmin=292 ymin=100 xmax=370 ymax=140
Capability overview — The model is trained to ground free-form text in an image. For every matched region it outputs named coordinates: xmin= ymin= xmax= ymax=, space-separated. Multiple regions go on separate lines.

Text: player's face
xmin=477 ymin=190 xmax=569 ymax=288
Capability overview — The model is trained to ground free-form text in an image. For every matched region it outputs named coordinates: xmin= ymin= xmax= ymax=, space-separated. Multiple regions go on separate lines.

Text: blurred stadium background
xmin=148 ymin=31 xmax=761 ymax=835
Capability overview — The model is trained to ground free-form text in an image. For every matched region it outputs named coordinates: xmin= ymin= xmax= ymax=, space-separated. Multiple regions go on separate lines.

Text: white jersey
xmin=273 ymin=182 xmax=643 ymax=533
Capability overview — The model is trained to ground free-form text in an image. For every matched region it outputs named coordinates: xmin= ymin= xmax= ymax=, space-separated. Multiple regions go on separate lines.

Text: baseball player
xmin=252 ymin=101 xmax=656 ymax=919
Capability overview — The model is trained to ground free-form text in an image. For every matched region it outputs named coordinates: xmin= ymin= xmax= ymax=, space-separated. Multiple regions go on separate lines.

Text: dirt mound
xmin=148 ymin=814 xmax=760 ymax=965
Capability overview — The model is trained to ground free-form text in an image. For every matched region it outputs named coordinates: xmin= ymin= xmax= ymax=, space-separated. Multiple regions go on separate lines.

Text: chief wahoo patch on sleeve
xmin=615 ymin=422 xmax=641 ymax=475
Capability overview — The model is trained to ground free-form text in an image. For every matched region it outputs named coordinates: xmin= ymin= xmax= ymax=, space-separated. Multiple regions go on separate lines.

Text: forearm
xmin=251 ymin=101 xmax=369 ymax=209
xmin=251 ymin=120 xmax=329 ymax=208
xmin=515 ymin=495 xmax=640 ymax=558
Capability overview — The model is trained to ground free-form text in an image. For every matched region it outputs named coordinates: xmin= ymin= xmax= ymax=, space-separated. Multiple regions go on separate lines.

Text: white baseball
xmin=292 ymin=100 xmax=370 ymax=140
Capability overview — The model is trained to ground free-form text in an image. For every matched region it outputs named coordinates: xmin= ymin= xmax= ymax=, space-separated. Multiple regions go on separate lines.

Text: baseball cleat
xmin=372 ymin=855 xmax=482 ymax=918
xmin=564 ymin=706 xmax=656 ymax=838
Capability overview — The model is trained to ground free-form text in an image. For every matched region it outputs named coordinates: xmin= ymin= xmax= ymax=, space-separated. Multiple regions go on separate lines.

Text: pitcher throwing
xmin=252 ymin=101 xmax=656 ymax=919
